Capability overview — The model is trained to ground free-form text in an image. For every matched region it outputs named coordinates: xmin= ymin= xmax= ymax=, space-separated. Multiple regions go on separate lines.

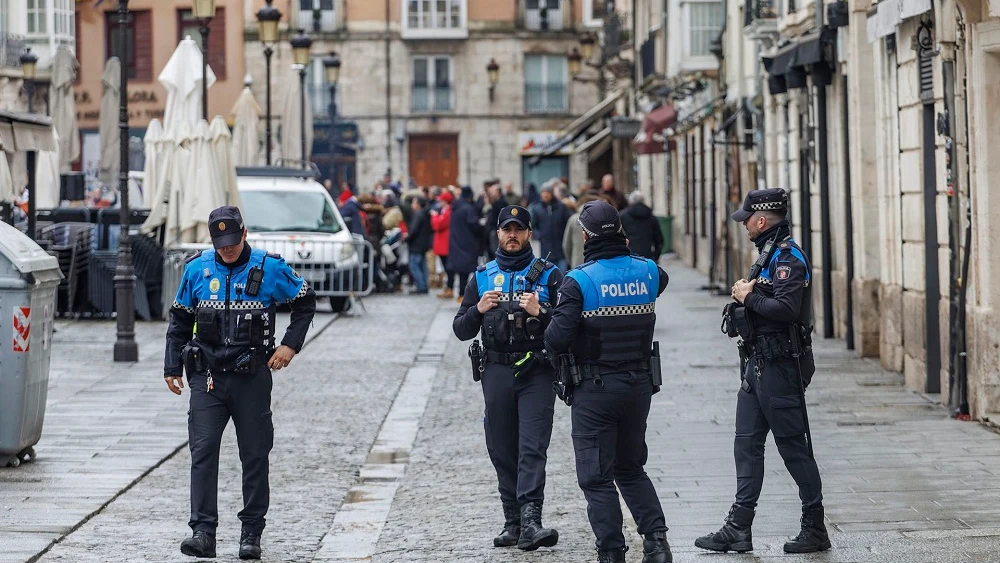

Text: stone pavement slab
xmin=29 ymin=294 xmax=438 ymax=563
xmin=0 ymin=309 xmax=339 ymax=563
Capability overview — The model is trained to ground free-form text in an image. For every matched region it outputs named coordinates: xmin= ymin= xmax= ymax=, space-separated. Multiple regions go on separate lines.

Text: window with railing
xmin=298 ymin=0 xmax=337 ymax=33
xmin=412 ymin=56 xmax=453 ymax=112
xmin=525 ymin=0 xmax=563 ymax=31
xmin=305 ymin=57 xmax=341 ymax=117
xmin=0 ymin=33 xmax=25 ymax=68
xmin=525 ymin=54 xmax=568 ymax=113
xmin=684 ymin=0 xmax=723 ymax=58
xmin=404 ymin=0 xmax=466 ymax=37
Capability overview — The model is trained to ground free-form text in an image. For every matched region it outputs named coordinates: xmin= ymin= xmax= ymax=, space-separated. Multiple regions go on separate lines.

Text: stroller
xmin=373 ymin=227 xmax=406 ymax=293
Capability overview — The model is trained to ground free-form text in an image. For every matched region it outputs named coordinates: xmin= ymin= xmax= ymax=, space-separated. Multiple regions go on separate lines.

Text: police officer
xmin=545 ymin=200 xmax=671 ymax=563
xmin=453 ymin=205 xmax=563 ymax=551
xmin=164 ymin=206 xmax=317 ymax=560
xmin=695 ymin=188 xmax=829 ymax=554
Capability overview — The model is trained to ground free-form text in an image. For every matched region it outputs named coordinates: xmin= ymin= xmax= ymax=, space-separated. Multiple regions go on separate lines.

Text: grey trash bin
xmin=0 ymin=221 xmax=63 ymax=468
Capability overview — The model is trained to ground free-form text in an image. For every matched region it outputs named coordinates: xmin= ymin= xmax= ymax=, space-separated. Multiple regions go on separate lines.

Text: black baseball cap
xmin=208 ymin=206 xmax=245 ymax=249
xmin=498 ymin=205 xmax=531 ymax=229
xmin=578 ymin=200 xmax=622 ymax=238
xmin=731 ymin=188 xmax=788 ymax=222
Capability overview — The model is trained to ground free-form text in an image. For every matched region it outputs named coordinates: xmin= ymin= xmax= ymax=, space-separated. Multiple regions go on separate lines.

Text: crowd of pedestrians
xmin=328 ymin=173 xmax=663 ymax=299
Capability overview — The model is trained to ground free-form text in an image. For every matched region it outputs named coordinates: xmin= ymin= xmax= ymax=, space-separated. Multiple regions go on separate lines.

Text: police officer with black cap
xmin=164 ymin=206 xmax=317 ymax=560
xmin=545 ymin=200 xmax=672 ymax=563
xmin=695 ymin=188 xmax=829 ymax=555
xmin=453 ymin=205 xmax=564 ymax=551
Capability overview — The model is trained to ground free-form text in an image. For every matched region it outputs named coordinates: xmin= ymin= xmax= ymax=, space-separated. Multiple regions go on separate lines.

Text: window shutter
xmin=134 ymin=10 xmax=153 ymax=81
xmin=209 ymin=7 xmax=227 ymax=80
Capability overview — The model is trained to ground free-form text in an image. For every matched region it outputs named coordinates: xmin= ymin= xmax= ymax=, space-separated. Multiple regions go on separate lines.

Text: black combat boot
xmin=238 ymin=531 xmax=262 ymax=560
xmin=493 ymin=501 xmax=521 ymax=547
xmin=783 ymin=505 xmax=831 ymax=553
xmin=517 ymin=501 xmax=559 ymax=551
xmin=180 ymin=531 xmax=216 ymax=558
xmin=597 ymin=546 xmax=628 ymax=563
xmin=694 ymin=504 xmax=754 ymax=553
xmin=641 ymin=530 xmax=673 ymax=563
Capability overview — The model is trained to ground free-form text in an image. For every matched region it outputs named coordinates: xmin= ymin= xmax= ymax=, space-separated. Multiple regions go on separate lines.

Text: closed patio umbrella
xmin=209 ymin=116 xmax=241 ymax=209
xmin=159 ymin=37 xmax=216 ymax=126
xmin=142 ymin=119 xmax=162 ymax=208
xmin=279 ymin=65 xmax=313 ymax=164
xmin=50 ymin=46 xmax=80 ymax=173
xmin=98 ymin=57 xmax=121 ymax=188
xmin=230 ymin=84 xmax=262 ymax=167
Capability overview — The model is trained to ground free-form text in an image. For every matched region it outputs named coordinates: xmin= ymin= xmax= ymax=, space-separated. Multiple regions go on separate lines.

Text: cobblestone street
xmin=3 ymin=259 xmax=1000 ymax=562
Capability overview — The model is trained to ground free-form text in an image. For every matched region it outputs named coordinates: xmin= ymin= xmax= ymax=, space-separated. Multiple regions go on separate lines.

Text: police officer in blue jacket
xmin=695 ymin=188 xmax=829 ymax=555
xmin=545 ymin=200 xmax=671 ymax=563
xmin=164 ymin=206 xmax=317 ymax=560
xmin=453 ymin=205 xmax=563 ymax=551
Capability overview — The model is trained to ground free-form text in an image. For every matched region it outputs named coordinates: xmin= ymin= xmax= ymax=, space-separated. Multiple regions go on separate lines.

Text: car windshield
xmin=241 ymin=189 xmax=342 ymax=234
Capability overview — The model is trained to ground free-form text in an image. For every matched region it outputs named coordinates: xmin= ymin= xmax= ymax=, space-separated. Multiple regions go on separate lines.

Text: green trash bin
xmin=655 ymin=215 xmax=673 ymax=254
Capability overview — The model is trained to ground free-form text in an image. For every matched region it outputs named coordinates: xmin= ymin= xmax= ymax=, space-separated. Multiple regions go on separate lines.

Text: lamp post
xmin=113 ymin=0 xmax=138 ymax=362
xmin=193 ymin=0 xmax=216 ymax=121
xmin=20 ymin=48 xmax=38 ymax=241
xmin=257 ymin=0 xmax=281 ymax=166
xmin=291 ymin=28 xmax=312 ymax=164
xmin=568 ymin=33 xmax=606 ymax=98
xmin=323 ymin=51 xmax=341 ymax=183
xmin=486 ymin=58 xmax=499 ymax=103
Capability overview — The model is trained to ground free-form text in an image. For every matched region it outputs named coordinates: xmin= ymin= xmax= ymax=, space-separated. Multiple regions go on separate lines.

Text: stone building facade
xmin=243 ymin=0 xmax=605 ymax=192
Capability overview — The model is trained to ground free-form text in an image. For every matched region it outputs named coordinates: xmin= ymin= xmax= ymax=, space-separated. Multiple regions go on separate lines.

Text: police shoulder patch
xmin=776 ymin=265 xmax=792 ymax=280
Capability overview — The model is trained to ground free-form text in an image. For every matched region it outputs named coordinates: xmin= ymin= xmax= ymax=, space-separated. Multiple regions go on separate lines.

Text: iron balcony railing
xmin=412 ymin=85 xmax=454 ymax=112
xmin=744 ymin=0 xmax=777 ymax=27
xmin=525 ymin=1 xmax=564 ymax=31
xmin=0 ymin=33 xmax=26 ymax=69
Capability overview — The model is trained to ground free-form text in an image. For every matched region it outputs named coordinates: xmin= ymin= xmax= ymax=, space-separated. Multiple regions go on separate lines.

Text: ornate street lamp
xmin=193 ymin=0 xmax=216 ymax=121
xmin=114 ymin=0 xmax=138 ymax=362
xmin=290 ymin=28 xmax=312 ymax=163
xmin=580 ymin=33 xmax=597 ymax=60
xmin=567 ymin=47 xmax=582 ymax=76
xmin=20 ymin=48 xmax=38 ymax=241
xmin=323 ymin=51 xmax=340 ymax=182
xmin=257 ymin=0 xmax=281 ymax=165
xmin=486 ymin=58 xmax=499 ymax=102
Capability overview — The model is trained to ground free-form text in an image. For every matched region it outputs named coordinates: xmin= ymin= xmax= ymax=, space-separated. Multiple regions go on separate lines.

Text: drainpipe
xmin=843 ymin=74 xmax=854 ymax=350
xmin=385 ymin=0 xmax=392 ymax=177
xmin=956 ymin=25 xmax=972 ymax=418
xmin=813 ymin=0 xmax=834 ymax=338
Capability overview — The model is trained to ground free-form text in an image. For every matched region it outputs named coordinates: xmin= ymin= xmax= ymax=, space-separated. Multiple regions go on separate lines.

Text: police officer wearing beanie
xmin=164 ymin=206 xmax=317 ymax=560
xmin=545 ymin=200 xmax=672 ymax=563
xmin=695 ymin=188 xmax=829 ymax=555
xmin=453 ymin=205 xmax=564 ymax=551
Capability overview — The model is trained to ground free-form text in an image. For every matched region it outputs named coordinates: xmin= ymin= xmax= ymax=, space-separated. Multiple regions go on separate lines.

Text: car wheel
xmin=330 ymin=296 xmax=351 ymax=313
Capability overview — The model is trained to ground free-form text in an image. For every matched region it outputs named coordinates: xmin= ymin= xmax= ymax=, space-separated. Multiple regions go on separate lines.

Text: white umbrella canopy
xmin=98 ymin=57 xmax=121 ymax=188
xmin=159 ymin=37 xmax=217 ymax=126
xmin=209 ymin=116 xmax=241 ymax=209
xmin=181 ymin=120 xmax=219 ymax=242
xmin=230 ymin=86 xmax=262 ymax=167
xmin=50 ymin=46 xmax=80 ymax=173
xmin=142 ymin=119 xmax=163 ymax=208
xmin=0 ymin=151 xmax=14 ymax=203
xmin=279 ymin=66 xmax=313 ymax=164
xmin=142 ymin=120 xmax=190 ymax=243
xmin=35 ymin=129 xmax=61 ymax=209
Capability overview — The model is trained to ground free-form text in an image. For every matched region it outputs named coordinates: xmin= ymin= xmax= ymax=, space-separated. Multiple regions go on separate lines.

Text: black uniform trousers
xmin=571 ymin=371 xmax=667 ymax=550
xmin=734 ymin=354 xmax=822 ymax=509
xmin=480 ymin=359 xmax=556 ymax=507
xmin=187 ymin=364 xmax=274 ymax=535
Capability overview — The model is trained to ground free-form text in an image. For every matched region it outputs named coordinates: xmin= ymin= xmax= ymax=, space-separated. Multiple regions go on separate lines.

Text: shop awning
xmin=632 ymin=103 xmax=677 ymax=155
xmin=0 ymin=110 xmax=57 ymax=152
xmin=867 ymin=0 xmax=931 ymax=43
xmin=533 ymin=88 xmax=625 ymax=159
xmin=574 ymin=127 xmax=611 ymax=154
xmin=761 ymin=30 xmax=833 ymax=94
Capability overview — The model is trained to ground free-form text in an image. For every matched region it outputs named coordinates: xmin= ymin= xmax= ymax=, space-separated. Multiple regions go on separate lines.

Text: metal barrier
xmin=251 ymin=237 xmax=375 ymax=298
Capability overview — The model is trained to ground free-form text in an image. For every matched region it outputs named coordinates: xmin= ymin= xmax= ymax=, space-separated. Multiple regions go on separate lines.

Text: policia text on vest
xmin=452 ymin=205 xmax=564 ymax=552
xmin=164 ymin=206 xmax=317 ymax=560
xmin=544 ymin=199 xmax=673 ymax=563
